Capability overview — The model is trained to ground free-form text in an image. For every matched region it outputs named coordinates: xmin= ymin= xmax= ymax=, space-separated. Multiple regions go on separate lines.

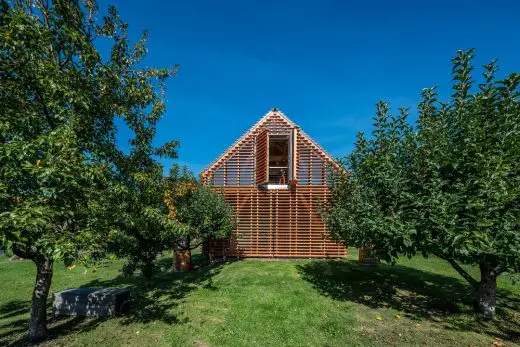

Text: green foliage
xmin=175 ymin=186 xmax=235 ymax=249
xmin=325 ymin=102 xmax=416 ymax=263
xmin=0 ymin=125 xmax=110 ymax=265
xmin=324 ymin=49 xmax=520 ymax=314
xmin=108 ymin=163 xmax=183 ymax=280
xmin=167 ymin=165 xmax=235 ymax=251
xmin=0 ymin=0 xmax=178 ymax=265
xmin=0 ymin=0 xmax=179 ymax=338
xmin=411 ymin=51 xmax=520 ymax=273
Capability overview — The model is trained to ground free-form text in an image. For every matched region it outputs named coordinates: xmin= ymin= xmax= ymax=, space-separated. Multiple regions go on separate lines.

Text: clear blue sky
xmin=99 ymin=0 xmax=520 ymax=174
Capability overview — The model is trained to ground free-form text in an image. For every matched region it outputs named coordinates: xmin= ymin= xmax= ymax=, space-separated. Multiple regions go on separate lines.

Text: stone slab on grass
xmin=52 ymin=287 xmax=130 ymax=317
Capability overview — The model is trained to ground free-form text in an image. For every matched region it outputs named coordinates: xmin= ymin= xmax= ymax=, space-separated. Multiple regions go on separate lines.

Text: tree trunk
xmin=443 ymin=256 xmax=499 ymax=318
xmin=359 ymin=245 xmax=378 ymax=265
xmin=172 ymin=236 xmax=193 ymax=272
xmin=29 ymin=256 xmax=53 ymax=342
xmin=477 ymin=261 xmax=497 ymax=318
xmin=173 ymin=249 xmax=192 ymax=272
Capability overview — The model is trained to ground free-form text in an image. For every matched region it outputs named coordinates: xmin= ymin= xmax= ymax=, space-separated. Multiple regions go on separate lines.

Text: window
xmin=268 ymin=135 xmax=290 ymax=184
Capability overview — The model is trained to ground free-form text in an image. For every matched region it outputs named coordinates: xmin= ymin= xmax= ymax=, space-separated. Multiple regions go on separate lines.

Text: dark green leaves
xmin=0 ymin=0 xmax=178 ymax=268
xmin=324 ymin=49 xmax=520 ymax=277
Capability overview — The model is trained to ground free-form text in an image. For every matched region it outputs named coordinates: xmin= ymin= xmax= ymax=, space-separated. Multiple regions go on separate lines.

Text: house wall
xmin=202 ymin=111 xmax=346 ymax=258
xmin=205 ymin=186 xmax=346 ymax=258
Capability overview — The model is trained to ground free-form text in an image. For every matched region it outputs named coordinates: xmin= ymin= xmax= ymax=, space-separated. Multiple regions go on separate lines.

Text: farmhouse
xmin=201 ymin=108 xmax=346 ymax=258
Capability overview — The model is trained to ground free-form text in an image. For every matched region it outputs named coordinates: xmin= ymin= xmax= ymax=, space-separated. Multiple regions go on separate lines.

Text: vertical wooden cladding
xmin=297 ymin=132 xmax=327 ymax=185
xmin=201 ymin=109 xmax=346 ymax=258
xmin=207 ymin=186 xmax=346 ymax=258
xmin=205 ymin=112 xmax=295 ymax=187
xmin=210 ymin=137 xmax=255 ymax=186
xmin=256 ymin=128 xmax=269 ymax=184
xmin=291 ymin=128 xmax=298 ymax=182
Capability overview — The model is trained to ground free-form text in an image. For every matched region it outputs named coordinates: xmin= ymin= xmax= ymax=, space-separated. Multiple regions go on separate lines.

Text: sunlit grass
xmin=1 ymin=250 xmax=518 ymax=346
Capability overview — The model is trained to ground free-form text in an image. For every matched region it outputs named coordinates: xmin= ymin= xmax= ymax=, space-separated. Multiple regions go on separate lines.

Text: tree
xmin=0 ymin=126 xmax=111 ymax=340
xmin=324 ymin=49 xmax=520 ymax=317
xmin=164 ymin=165 xmax=235 ymax=271
xmin=0 ymin=0 xmax=177 ymax=340
xmin=106 ymin=161 xmax=181 ymax=281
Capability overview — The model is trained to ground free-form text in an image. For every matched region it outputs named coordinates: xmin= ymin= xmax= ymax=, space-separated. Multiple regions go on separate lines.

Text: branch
xmin=445 ymin=257 xmax=479 ymax=290
xmin=40 ymin=0 xmax=50 ymax=29
xmin=34 ymin=88 xmax=56 ymax=129
xmin=11 ymin=243 xmax=39 ymax=261
xmin=188 ymin=240 xmax=204 ymax=251
xmin=11 ymin=243 xmax=29 ymax=258
xmin=173 ymin=240 xmax=186 ymax=250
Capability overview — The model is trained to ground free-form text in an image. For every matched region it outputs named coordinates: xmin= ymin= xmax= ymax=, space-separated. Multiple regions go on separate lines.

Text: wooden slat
xmin=202 ymin=112 xmax=346 ymax=258
xmin=205 ymin=186 xmax=346 ymax=258
xmin=256 ymin=128 xmax=269 ymax=185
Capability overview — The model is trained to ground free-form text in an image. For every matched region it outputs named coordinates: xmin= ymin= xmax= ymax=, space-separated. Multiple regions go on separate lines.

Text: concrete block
xmin=52 ymin=287 xmax=130 ymax=317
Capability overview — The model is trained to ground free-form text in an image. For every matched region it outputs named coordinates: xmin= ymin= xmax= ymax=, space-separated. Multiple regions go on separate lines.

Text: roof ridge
xmin=200 ymin=108 xmax=277 ymax=175
xmin=278 ymin=110 xmax=339 ymax=168
xmin=200 ymin=108 xmax=339 ymax=176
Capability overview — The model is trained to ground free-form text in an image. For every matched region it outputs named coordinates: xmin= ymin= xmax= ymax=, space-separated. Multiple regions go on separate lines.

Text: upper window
xmin=268 ymin=135 xmax=290 ymax=184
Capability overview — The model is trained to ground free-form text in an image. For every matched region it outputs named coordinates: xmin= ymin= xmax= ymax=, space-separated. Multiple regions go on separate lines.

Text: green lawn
xmin=0 ymin=250 xmax=519 ymax=347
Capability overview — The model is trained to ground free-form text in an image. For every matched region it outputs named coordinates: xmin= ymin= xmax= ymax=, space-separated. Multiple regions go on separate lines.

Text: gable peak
xmin=201 ymin=108 xmax=339 ymax=176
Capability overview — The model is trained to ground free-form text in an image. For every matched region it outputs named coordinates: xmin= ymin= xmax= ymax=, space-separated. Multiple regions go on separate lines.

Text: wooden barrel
xmin=173 ymin=250 xmax=192 ymax=272
xmin=359 ymin=245 xmax=378 ymax=265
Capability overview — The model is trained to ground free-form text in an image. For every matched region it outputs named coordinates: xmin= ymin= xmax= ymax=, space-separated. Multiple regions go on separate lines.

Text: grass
xmin=0 ymin=250 xmax=519 ymax=347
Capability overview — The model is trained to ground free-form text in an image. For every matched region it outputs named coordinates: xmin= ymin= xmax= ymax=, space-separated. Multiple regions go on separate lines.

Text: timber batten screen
xmin=201 ymin=109 xmax=346 ymax=258
xmin=256 ymin=129 xmax=269 ymax=185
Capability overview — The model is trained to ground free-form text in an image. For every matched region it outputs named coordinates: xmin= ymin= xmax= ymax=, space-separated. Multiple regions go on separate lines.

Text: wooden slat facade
xmin=255 ymin=129 xmax=269 ymax=185
xmin=201 ymin=109 xmax=346 ymax=258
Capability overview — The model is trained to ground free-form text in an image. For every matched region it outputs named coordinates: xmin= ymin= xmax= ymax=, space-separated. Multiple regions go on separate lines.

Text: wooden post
xmin=173 ymin=250 xmax=192 ymax=272
xmin=359 ymin=245 xmax=378 ymax=265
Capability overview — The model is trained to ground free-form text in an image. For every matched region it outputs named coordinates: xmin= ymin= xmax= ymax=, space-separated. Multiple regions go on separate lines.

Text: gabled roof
xmin=200 ymin=108 xmax=340 ymax=176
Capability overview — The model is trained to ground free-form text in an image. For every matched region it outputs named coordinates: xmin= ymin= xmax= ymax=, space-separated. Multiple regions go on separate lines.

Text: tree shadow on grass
xmin=297 ymin=259 xmax=520 ymax=343
xmin=0 ymin=301 xmax=30 ymax=346
xmin=2 ymin=254 xmax=235 ymax=346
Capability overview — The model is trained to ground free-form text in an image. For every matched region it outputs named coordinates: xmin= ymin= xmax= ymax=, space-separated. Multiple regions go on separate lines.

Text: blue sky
xmin=99 ymin=0 xmax=520 ymax=174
